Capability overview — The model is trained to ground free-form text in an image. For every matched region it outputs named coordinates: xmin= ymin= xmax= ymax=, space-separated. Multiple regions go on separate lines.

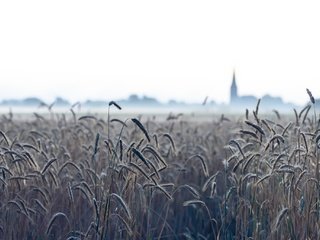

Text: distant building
xmin=229 ymin=71 xmax=293 ymax=111
xmin=229 ymin=71 xmax=257 ymax=108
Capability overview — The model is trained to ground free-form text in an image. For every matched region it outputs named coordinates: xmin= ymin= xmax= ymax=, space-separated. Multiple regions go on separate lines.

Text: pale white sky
xmin=0 ymin=0 xmax=320 ymax=105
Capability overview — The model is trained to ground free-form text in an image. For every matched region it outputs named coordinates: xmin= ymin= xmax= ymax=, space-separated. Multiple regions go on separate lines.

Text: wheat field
xmin=0 ymin=100 xmax=319 ymax=239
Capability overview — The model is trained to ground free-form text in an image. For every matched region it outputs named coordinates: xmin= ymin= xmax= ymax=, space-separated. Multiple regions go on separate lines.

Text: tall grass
xmin=0 ymin=100 xmax=319 ymax=239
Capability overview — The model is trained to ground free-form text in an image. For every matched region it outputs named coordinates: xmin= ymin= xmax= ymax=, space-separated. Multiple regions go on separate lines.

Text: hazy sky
xmin=0 ymin=0 xmax=320 ymax=105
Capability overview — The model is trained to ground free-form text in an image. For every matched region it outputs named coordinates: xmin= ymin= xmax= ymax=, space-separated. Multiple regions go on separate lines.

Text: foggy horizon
xmin=0 ymin=71 xmax=316 ymax=106
xmin=0 ymin=82 xmax=311 ymax=107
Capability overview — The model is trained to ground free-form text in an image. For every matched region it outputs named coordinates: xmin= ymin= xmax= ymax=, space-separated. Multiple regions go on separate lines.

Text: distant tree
xmin=142 ymin=96 xmax=158 ymax=104
xmin=55 ymin=97 xmax=70 ymax=106
xmin=128 ymin=94 xmax=140 ymax=102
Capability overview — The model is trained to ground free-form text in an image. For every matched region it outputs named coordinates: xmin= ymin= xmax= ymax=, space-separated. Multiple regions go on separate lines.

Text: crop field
xmin=0 ymin=100 xmax=320 ymax=239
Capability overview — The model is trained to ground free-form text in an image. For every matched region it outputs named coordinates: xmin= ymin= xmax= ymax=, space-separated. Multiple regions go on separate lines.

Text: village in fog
xmin=0 ymin=72 xmax=315 ymax=113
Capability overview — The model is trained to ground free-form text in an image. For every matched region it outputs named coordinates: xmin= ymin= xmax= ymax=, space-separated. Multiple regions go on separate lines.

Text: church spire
xmin=230 ymin=70 xmax=238 ymax=103
xmin=232 ymin=69 xmax=236 ymax=85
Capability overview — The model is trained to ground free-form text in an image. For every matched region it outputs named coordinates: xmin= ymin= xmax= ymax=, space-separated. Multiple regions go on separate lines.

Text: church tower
xmin=230 ymin=70 xmax=238 ymax=103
